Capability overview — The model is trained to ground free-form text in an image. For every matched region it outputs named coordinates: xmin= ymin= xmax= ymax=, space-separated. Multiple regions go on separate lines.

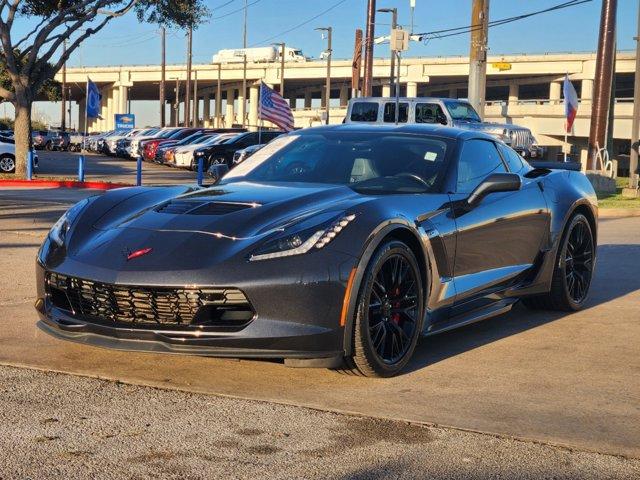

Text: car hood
xmin=63 ymin=182 xmax=367 ymax=270
xmin=452 ymin=119 xmax=530 ymax=133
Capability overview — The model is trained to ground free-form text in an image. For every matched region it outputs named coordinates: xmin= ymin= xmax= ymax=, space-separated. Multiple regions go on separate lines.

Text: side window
xmin=497 ymin=143 xmax=527 ymax=174
xmin=456 ymin=140 xmax=507 ymax=194
xmin=350 ymin=102 xmax=379 ymax=122
xmin=415 ymin=103 xmax=447 ymax=124
xmin=383 ymin=102 xmax=408 ymax=123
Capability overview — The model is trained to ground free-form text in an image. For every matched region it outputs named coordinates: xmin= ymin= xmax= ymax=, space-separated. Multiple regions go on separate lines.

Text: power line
xmin=211 ymin=0 xmax=237 ymax=9
xmin=211 ymin=0 xmax=263 ymax=20
xmin=415 ymin=0 xmax=592 ymax=41
xmin=249 ymin=0 xmax=351 ymax=47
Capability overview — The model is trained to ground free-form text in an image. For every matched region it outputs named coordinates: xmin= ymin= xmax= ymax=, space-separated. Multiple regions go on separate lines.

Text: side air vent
xmin=155 ymin=200 xmax=258 ymax=216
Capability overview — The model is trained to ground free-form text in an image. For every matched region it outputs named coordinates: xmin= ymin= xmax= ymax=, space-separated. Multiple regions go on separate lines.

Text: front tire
xmin=0 ymin=154 xmax=15 ymax=173
xmin=349 ymin=240 xmax=424 ymax=377
xmin=523 ymin=213 xmax=595 ymax=311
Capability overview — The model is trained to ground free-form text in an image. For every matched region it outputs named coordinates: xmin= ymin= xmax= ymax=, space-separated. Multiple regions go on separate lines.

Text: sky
xmin=11 ymin=0 xmax=640 ymax=126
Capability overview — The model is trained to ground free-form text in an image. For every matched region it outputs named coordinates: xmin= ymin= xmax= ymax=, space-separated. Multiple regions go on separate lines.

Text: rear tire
xmin=523 ymin=213 xmax=595 ymax=311
xmin=349 ymin=240 xmax=424 ymax=377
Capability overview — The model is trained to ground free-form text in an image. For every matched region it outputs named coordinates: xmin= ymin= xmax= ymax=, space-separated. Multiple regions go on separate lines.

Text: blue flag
xmin=86 ymin=79 xmax=102 ymax=119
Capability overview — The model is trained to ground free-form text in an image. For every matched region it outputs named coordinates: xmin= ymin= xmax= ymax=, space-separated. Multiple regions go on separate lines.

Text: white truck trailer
xmin=212 ymin=46 xmax=306 ymax=64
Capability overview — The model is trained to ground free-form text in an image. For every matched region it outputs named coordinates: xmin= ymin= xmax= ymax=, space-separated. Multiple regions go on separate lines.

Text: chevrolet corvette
xmin=36 ymin=124 xmax=597 ymax=377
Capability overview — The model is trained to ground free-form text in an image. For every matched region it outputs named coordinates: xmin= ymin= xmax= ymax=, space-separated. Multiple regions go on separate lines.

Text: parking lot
xmin=34 ymin=150 xmax=198 ymax=185
xmin=0 ymin=178 xmax=639 ymax=477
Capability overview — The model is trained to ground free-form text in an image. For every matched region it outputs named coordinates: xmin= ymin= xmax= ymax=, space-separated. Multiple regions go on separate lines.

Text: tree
xmin=0 ymin=1 xmax=208 ymax=177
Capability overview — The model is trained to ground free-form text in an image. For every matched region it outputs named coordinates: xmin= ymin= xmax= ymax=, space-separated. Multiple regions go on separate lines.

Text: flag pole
xmin=258 ymin=81 xmax=263 ymax=145
xmin=563 ymin=72 xmax=568 ymax=162
xmin=83 ymin=78 xmax=89 ymax=153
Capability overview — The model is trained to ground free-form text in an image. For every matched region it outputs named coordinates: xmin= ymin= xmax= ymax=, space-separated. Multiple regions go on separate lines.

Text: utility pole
xmin=316 ymin=27 xmax=332 ymax=125
xmin=468 ymin=0 xmax=489 ymax=119
xmin=377 ymin=8 xmax=397 ymax=96
xmin=192 ymin=70 xmax=198 ymax=127
xmin=185 ymin=26 xmax=193 ymax=127
xmin=160 ymin=27 xmax=166 ymax=127
xmin=274 ymin=42 xmax=286 ymax=95
xmin=61 ymin=39 xmax=67 ymax=131
xmin=362 ymin=0 xmax=376 ymax=97
xmin=626 ymin=1 xmax=640 ymax=191
xmin=588 ymin=0 xmax=617 ymax=171
xmin=351 ymin=29 xmax=363 ymax=98
xmin=240 ymin=0 xmax=248 ymax=127
xmin=216 ymin=63 xmax=222 ymax=127
xmin=174 ymin=78 xmax=180 ymax=127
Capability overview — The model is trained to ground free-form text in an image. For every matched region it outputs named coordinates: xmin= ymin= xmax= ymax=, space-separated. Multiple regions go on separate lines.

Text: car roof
xmin=296 ymin=123 xmax=495 ymax=141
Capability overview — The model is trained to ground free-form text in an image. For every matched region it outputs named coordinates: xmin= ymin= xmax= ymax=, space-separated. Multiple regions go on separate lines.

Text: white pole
xmin=564 ymin=130 xmax=568 ymax=162
xmin=83 ymin=79 xmax=89 ymax=152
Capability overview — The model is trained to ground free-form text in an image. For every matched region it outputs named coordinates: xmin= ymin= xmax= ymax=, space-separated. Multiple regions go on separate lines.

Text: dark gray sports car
xmin=36 ymin=124 xmax=598 ymax=377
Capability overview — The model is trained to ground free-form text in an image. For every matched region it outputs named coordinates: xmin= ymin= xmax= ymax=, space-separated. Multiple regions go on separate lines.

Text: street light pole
xmin=377 ymin=8 xmax=397 ymax=96
xmin=61 ymin=39 xmax=67 ymax=132
xmin=174 ymin=77 xmax=180 ymax=127
xmin=185 ymin=26 xmax=193 ymax=127
xmin=316 ymin=27 xmax=332 ymax=125
xmin=160 ymin=27 xmax=166 ymax=127
xmin=242 ymin=0 xmax=248 ymax=127
xmin=628 ymin=1 xmax=640 ymax=191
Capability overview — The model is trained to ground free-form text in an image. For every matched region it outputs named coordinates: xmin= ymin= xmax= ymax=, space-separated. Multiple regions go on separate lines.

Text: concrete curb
xmin=0 ymin=179 xmax=132 ymax=190
xmin=599 ymin=208 xmax=640 ymax=218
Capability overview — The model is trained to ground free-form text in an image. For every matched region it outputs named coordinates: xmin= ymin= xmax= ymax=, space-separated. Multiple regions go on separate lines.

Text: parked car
xmin=173 ymin=133 xmax=238 ymax=169
xmin=36 ymin=124 xmax=597 ymax=377
xmin=346 ymin=97 xmax=544 ymax=159
xmin=32 ymin=130 xmax=58 ymax=150
xmin=50 ymin=132 xmax=71 ymax=151
xmin=134 ymin=127 xmax=182 ymax=158
xmin=68 ymin=133 xmax=85 ymax=152
xmin=232 ymin=143 xmax=265 ymax=166
xmin=117 ymin=128 xmax=159 ymax=158
xmin=195 ymin=131 xmax=284 ymax=169
xmin=105 ymin=129 xmax=139 ymax=155
xmin=0 ymin=137 xmax=38 ymax=173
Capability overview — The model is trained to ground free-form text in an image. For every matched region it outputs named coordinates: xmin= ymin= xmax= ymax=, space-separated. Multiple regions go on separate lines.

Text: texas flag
xmin=563 ymin=74 xmax=579 ymax=133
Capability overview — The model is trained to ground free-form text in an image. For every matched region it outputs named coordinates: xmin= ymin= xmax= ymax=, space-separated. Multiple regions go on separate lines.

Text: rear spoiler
xmin=528 ymin=161 xmax=581 ymax=172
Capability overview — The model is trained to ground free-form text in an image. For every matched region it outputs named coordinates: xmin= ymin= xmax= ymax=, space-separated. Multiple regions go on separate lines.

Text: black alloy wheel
xmin=562 ymin=216 xmax=594 ymax=304
xmin=350 ymin=240 xmax=423 ymax=377
xmin=523 ymin=213 xmax=595 ymax=311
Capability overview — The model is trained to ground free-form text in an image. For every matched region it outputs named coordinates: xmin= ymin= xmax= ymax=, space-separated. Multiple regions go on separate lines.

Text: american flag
xmin=259 ymin=82 xmax=294 ymax=132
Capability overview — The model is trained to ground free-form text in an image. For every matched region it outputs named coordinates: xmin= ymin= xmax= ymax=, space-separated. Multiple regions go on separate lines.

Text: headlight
xmin=250 ymin=213 xmax=356 ymax=261
xmin=49 ymin=198 xmax=90 ymax=246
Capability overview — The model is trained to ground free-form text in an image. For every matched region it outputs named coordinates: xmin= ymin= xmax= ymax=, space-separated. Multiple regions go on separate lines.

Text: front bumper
xmin=35 ymin=246 xmax=355 ymax=364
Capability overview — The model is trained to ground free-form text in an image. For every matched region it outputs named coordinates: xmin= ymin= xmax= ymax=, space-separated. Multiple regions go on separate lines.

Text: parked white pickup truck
xmin=345 ymin=97 xmax=544 ymax=159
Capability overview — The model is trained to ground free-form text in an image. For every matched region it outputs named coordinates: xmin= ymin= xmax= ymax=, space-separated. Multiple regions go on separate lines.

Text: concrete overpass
xmin=56 ymin=51 xmax=637 ymax=157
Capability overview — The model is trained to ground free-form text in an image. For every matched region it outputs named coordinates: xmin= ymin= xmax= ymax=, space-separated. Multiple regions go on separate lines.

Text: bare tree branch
xmin=0 ymin=85 xmax=15 ymax=101
xmin=14 ymin=16 xmax=48 ymax=50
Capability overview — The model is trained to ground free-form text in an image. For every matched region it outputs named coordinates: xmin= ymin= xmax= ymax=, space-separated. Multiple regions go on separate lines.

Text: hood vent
xmin=155 ymin=200 xmax=257 ymax=216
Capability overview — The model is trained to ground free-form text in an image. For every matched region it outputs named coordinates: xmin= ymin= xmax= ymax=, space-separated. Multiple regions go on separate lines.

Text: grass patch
xmin=597 ymin=177 xmax=640 ymax=209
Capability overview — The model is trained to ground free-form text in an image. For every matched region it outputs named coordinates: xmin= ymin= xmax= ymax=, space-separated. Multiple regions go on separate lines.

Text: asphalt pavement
xmin=34 ymin=150 xmax=198 ymax=185
xmin=0 ymin=186 xmax=639 ymax=477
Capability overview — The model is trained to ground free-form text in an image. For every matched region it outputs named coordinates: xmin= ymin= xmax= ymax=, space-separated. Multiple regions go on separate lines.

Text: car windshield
xmin=222 ymin=132 xmax=452 ymax=194
xmin=178 ymin=132 xmax=207 ymax=145
xmin=443 ymin=100 xmax=481 ymax=122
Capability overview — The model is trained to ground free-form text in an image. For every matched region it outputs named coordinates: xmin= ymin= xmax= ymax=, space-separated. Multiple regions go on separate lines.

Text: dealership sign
xmin=115 ymin=114 xmax=135 ymax=130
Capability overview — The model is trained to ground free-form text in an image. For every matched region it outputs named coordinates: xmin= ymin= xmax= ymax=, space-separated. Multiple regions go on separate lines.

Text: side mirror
xmin=467 ymin=172 xmax=521 ymax=208
xmin=207 ymin=163 xmax=229 ymax=183
xmin=437 ymin=114 xmax=448 ymax=126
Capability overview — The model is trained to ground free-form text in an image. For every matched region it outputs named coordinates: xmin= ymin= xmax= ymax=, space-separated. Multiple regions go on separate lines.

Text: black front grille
xmin=46 ymin=272 xmax=254 ymax=331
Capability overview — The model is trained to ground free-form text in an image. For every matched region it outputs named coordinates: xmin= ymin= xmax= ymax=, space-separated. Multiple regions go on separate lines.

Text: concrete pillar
xmin=289 ymin=93 xmax=297 ymax=110
xmin=582 ymin=79 xmax=594 ymax=102
xmin=99 ymin=87 xmax=108 ymax=131
xmin=194 ymin=97 xmax=200 ymax=127
xmin=449 ymin=87 xmax=458 ymax=99
xmin=107 ymin=87 xmax=115 ymax=130
xmin=550 ymin=81 xmax=561 ymax=103
xmin=382 ymin=84 xmax=391 ymax=97
xmin=203 ymin=93 xmax=211 ymax=127
xmin=237 ymin=87 xmax=246 ymax=127
xmin=406 ymin=81 xmax=418 ymax=97
xmin=508 ymin=83 xmax=519 ymax=104
xmin=225 ymin=88 xmax=235 ymax=127
xmin=249 ymin=84 xmax=259 ymax=132
xmin=78 ymin=98 xmax=86 ymax=133
xmin=304 ymin=89 xmax=312 ymax=109
xmin=339 ymin=85 xmax=349 ymax=107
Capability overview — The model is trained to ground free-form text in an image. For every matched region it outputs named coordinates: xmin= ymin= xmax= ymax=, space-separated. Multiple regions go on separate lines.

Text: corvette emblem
xmin=125 ymin=247 xmax=153 ymax=261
